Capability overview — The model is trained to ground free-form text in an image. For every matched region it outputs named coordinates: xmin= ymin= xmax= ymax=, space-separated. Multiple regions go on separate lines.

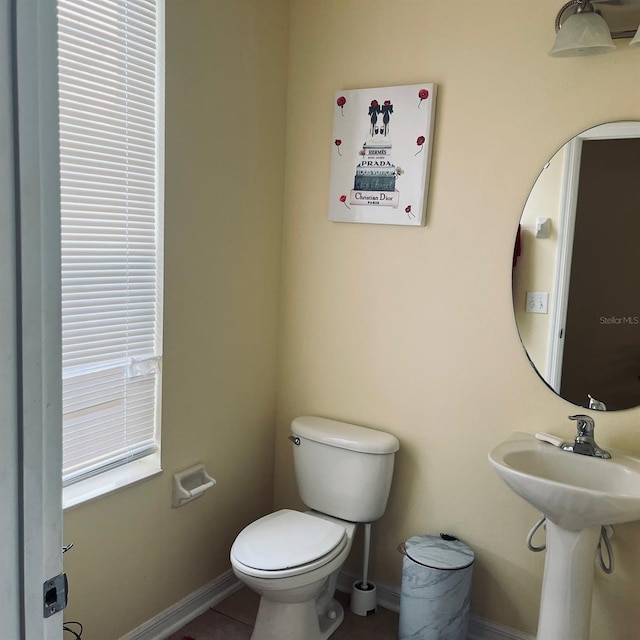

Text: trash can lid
xmin=403 ymin=534 xmax=474 ymax=571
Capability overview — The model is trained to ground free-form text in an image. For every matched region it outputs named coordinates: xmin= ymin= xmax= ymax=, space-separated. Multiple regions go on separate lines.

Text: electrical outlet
xmin=526 ymin=292 xmax=549 ymax=314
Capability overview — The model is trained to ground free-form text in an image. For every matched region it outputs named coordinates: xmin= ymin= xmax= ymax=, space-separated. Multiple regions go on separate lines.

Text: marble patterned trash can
xmin=398 ymin=534 xmax=474 ymax=640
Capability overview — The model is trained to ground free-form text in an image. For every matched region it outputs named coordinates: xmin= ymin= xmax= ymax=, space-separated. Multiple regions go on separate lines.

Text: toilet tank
xmin=291 ymin=416 xmax=400 ymax=523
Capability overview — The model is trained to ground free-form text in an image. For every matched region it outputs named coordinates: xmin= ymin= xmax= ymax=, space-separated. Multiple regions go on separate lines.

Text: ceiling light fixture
xmin=550 ymin=0 xmax=640 ymax=57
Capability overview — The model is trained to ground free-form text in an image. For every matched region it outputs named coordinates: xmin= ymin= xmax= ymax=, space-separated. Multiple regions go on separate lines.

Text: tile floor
xmin=167 ymin=585 xmax=399 ymax=640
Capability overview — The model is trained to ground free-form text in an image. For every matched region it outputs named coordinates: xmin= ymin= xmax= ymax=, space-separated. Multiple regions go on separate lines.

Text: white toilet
xmin=230 ymin=416 xmax=399 ymax=640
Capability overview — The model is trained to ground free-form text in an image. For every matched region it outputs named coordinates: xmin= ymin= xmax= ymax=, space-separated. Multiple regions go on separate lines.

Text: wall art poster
xmin=328 ymin=83 xmax=437 ymax=226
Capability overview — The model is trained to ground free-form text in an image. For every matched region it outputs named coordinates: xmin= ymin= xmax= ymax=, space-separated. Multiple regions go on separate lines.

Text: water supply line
xmin=526 ymin=516 xmax=614 ymax=574
xmin=598 ymin=525 xmax=614 ymax=574
xmin=526 ymin=515 xmax=547 ymax=552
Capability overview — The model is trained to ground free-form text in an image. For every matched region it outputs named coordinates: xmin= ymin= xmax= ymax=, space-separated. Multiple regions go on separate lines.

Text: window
xmin=57 ymin=0 xmax=163 ymax=497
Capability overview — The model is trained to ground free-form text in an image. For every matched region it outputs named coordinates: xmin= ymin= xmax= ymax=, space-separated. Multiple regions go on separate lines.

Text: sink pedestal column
xmin=537 ymin=521 xmax=600 ymax=640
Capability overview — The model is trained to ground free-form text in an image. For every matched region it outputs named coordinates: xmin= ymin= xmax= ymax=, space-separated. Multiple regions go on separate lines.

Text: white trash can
xmin=398 ymin=534 xmax=474 ymax=640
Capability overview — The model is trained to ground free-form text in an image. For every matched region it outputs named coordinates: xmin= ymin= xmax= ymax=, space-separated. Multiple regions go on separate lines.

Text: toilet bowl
xmin=231 ymin=510 xmax=357 ymax=640
xmin=230 ymin=416 xmax=399 ymax=640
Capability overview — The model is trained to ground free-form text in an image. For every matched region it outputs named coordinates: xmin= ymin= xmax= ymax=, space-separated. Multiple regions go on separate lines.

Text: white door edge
xmin=0 ymin=0 xmax=21 ymax=635
xmin=14 ymin=0 xmax=63 ymax=638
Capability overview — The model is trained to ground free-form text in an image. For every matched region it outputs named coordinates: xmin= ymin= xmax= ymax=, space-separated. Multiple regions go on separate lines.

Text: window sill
xmin=62 ymin=453 xmax=162 ymax=511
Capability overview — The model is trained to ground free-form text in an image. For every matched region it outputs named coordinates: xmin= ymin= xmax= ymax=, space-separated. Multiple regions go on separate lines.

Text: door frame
xmin=546 ymin=121 xmax=640 ymax=392
xmin=0 ymin=0 xmax=22 ymax=635
xmin=13 ymin=0 xmax=63 ymax=638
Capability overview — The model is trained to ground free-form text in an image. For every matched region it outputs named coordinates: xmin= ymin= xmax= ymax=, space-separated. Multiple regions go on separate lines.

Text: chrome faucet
xmin=561 ymin=414 xmax=611 ymax=459
xmin=588 ymin=394 xmax=607 ymax=411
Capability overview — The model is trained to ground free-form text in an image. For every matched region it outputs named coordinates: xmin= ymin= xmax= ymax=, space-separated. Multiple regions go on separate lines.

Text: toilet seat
xmin=231 ymin=509 xmax=347 ymax=579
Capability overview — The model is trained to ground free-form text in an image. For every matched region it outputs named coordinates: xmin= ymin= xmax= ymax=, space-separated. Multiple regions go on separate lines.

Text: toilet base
xmin=250 ymin=597 xmax=344 ymax=640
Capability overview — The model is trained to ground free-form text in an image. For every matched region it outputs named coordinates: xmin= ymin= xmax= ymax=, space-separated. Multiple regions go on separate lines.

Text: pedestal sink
xmin=489 ymin=432 xmax=640 ymax=640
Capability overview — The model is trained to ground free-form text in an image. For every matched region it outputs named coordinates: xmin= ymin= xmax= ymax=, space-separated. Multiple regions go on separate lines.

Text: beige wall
xmin=62 ymin=2 xmax=289 ymax=638
xmin=514 ymin=145 xmax=564 ymax=377
xmin=274 ymin=1 xmax=640 ymax=638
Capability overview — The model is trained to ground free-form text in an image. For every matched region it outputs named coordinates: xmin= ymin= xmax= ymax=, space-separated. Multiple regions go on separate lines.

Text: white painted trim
xmin=546 ymin=120 xmax=640 ymax=394
xmin=14 ymin=0 xmax=63 ymax=638
xmin=63 ymin=453 xmax=162 ymax=511
xmin=118 ymin=570 xmax=242 ymax=640
xmin=119 ymin=566 xmax=534 ymax=640
xmin=467 ymin=617 xmax=535 ymax=640
xmin=0 ymin=1 xmax=21 ymax=635
xmin=546 ymin=137 xmax=581 ymax=391
xmin=576 ymin=120 xmax=640 ymax=141
xmin=337 ymin=570 xmax=533 ymax=640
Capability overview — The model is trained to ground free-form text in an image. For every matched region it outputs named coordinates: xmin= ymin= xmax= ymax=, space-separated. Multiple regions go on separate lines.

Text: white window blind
xmin=57 ymin=0 xmax=163 ymax=485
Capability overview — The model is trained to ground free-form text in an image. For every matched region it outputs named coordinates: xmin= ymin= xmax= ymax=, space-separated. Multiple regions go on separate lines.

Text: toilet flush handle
xmin=288 ymin=435 xmax=301 ymax=446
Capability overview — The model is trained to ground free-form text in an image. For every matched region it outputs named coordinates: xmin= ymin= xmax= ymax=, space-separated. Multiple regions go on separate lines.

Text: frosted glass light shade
xmin=629 ymin=26 xmax=640 ymax=47
xmin=549 ymin=12 xmax=616 ymax=57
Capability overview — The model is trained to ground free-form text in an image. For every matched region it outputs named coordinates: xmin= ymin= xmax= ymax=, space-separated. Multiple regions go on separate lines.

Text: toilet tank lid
xmin=292 ymin=416 xmax=399 ymax=454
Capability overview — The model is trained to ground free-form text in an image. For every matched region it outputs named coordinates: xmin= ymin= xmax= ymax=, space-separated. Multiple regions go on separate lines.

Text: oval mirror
xmin=513 ymin=121 xmax=640 ymax=411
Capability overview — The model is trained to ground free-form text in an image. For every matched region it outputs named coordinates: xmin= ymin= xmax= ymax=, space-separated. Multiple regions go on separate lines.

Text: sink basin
xmin=489 ymin=432 xmax=640 ymax=530
xmin=489 ymin=431 xmax=640 ymax=639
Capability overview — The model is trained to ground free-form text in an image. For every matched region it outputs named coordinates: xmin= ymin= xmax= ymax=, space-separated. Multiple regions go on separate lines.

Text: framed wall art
xmin=328 ymin=83 xmax=437 ymax=226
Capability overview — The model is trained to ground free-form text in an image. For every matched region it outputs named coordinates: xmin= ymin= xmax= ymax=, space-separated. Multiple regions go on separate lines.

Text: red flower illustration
xmin=418 ymin=88 xmax=429 ymax=108
xmin=337 ymin=95 xmax=346 ymax=116
xmin=405 ymin=205 xmax=414 ymax=219
xmin=334 ymin=139 xmax=343 ymax=156
xmin=384 ymin=100 xmax=391 ymax=105
xmin=370 ymin=99 xmax=379 ymax=107
xmin=339 ymin=194 xmax=351 ymax=209
xmin=415 ymin=135 xmax=426 ymax=155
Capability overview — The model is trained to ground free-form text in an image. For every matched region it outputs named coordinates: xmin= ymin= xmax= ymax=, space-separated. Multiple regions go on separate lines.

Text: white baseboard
xmin=467 ymin=616 xmax=535 ymax=640
xmin=119 ymin=567 xmax=534 ymax=640
xmin=118 ymin=569 xmax=242 ymax=640
xmin=337 ymin=570 xmax=533 ymax=640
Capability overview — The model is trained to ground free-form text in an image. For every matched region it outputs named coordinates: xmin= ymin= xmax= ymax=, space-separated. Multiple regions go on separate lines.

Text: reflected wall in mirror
xmin=513 ymin=122 xmax=640 ymax=411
